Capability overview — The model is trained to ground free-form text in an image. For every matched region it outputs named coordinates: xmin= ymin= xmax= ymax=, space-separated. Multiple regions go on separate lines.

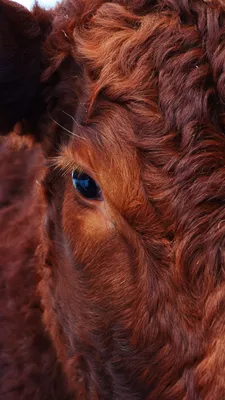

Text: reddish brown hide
xmin=1 ymin=0 xmax=225 ymax=399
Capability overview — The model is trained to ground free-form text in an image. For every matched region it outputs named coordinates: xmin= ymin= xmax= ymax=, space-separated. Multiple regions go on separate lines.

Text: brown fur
xmin=1 ymin=0 xmax=225 ymax=398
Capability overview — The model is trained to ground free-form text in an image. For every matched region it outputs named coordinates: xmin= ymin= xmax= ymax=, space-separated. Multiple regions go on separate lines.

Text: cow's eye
xmin=72 ymin=170 xmax=102 ymax=200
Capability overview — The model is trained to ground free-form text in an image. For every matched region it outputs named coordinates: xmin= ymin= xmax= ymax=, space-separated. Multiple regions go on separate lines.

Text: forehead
xmin=58 ymin=101 xmax=138 ymax=174
xmin=52 ymin=3 xmax=180 ymax=182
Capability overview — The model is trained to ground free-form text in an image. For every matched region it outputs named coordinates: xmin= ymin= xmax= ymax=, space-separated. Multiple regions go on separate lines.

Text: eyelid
xmin=52 ymin=151 xmax=101 ymax=184
xmin=71 ymin=165 xmax=85 ymax=176
xmin=51 ymin=154 xmax=86 ymax=176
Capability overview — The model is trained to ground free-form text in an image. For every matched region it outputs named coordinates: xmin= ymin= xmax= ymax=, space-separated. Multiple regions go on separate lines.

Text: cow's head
xmin=2 ymin=0 xmax=225 ymax=398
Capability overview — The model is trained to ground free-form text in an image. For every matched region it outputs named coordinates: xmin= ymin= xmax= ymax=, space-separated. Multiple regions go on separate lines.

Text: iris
xmin=72 ymin=170 xmax=102 ymax=200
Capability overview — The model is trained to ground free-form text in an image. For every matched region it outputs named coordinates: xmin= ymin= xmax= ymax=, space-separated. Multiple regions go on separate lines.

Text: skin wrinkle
xmin=2 ymin=0 xmax=225 ymax=399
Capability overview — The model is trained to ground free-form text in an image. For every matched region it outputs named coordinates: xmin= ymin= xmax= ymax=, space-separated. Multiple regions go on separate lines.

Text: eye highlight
xmin=72 ymin=170 xmax=102 ymax=201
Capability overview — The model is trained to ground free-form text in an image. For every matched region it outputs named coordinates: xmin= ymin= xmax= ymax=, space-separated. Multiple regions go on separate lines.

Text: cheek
xmin=60 ymin=185 xmax=135 ymax=302
xmin=43 ymin=184 xmax=142 ymax=359
xmin=62 ymin=184 xmax=114 ymax=262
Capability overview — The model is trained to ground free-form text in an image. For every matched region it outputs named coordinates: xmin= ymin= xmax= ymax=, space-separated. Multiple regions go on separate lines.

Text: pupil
xmin=72 ymin=171 xmax=101 ymax=200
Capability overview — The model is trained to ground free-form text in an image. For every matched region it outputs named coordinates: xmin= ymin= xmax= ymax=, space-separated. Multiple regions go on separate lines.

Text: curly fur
xmin=1 ymin=0 xmax=225 ymax=398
